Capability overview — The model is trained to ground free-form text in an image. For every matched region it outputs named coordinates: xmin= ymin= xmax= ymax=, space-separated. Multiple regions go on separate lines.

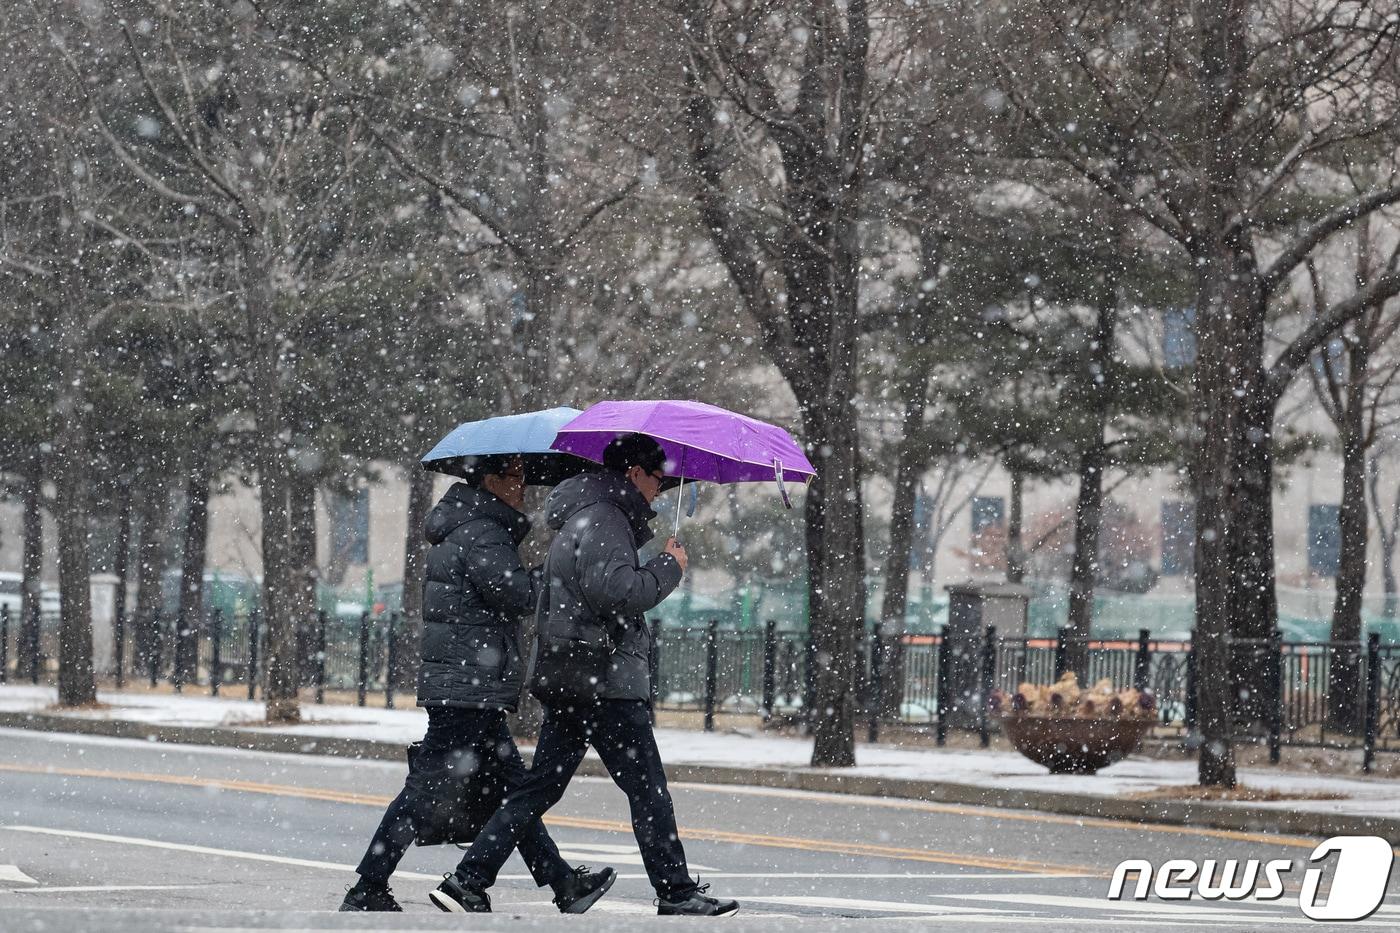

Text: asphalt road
xmin=0 ymin=727 xmax=1394 ymax=931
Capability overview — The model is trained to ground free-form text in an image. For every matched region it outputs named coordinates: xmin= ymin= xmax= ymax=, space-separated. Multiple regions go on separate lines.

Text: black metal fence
xmin=646 ymin=620 xmax=1400 ymax=771
xmin=5 ymin=605 xmax=1400 ymax=770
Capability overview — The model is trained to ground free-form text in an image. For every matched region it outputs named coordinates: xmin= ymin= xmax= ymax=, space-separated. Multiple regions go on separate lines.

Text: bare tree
xmin=51 ymin=1 xmax=390 ymax=721
xmin=1307 ymin=217 xmax=1400 ymax=731
xmin=984 ymin=0 xmax=1400 ymax=786
xmin=674 ymin=0 xmax=881 ymax=766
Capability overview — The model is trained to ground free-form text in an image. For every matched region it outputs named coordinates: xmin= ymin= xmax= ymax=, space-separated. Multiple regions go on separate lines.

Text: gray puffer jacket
xmin=539 ymin=471 xmax=683 ymax=702
xmin=417 ymin=482 xmax=540 ymax=711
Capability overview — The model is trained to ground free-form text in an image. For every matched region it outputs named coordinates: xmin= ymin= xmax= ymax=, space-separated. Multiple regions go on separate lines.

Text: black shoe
xmin=430 ymin=872 xmax=491 ymax=913
xmin=657 ymin=882 xmax=739 ymax=916
xmin=339 ymin=881 xmax=402 ymax=912
xmin=552 ymin=865 xmax=617 ymax=914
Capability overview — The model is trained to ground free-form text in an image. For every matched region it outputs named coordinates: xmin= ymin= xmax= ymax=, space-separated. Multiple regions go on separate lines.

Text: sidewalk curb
xmin=0 ymin=710 xmax=1384 ymax=843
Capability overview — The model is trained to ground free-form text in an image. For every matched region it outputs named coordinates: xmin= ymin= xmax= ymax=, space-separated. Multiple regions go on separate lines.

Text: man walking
xmin=340 ymin=455 xmax=615 ymax=914
xmin=436 ymin=434 xmax=739 ymax=917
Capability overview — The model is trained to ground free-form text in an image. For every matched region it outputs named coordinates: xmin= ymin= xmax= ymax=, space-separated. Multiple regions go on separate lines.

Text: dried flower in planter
xmin=990 ymin=671 xmax=1156 ymax=720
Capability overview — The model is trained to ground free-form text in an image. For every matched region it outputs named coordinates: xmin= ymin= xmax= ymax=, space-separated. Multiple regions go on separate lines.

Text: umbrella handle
xmin=674 ymin=476 xmax=685 ymax=540
xmin=774 ymin=459 xmax=792 ymax=509
xmin=673 ymin=448 xmax=686 ymax=541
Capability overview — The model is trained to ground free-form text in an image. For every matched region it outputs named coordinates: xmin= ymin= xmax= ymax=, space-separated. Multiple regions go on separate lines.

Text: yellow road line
xmin=0 ymin=762 xmax=1099 ymax=876
xmin=669 ymin=781 xmax=1331 ymax=853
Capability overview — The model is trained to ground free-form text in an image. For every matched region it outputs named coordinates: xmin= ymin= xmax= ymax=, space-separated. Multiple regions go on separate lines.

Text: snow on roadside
xmin=1 ymin=683 xmax=1394 ymax=818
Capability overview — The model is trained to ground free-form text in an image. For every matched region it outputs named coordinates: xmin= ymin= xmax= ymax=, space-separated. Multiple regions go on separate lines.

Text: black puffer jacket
xmin=539 ymin=471 xmax=683 ymax=702
xmin=418 ymin=482 xmax=540 ymax=711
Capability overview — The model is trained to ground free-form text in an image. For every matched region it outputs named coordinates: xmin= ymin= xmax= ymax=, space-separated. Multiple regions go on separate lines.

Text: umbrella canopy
xmin=421 ymin=407 xmax=594 ymax=486
xmin=551 ymin=400 xmax=816 ymax=485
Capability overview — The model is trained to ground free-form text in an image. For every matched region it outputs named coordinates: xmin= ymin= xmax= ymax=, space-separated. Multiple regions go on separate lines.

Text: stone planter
xmin=1001 ymin=715 xmax=1155 ymax=774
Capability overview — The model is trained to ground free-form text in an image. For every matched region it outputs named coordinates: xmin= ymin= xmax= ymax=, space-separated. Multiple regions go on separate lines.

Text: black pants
xmin=456 ymin=699 xmax=694 ymax=898
xmin=355 ymin=706 xmax=569 ymax=888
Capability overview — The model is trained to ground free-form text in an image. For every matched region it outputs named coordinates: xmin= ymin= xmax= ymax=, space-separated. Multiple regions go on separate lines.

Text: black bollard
xmin=209 ymin=608 xmax=223 ymax=697
xmin=868 ymin=622 xmax=884 ymax=744
xmin=1364 ymin=633 xmax=1381 ymax=773
xmin=1133 ymin=628 xmax=1151 ymax=691
xmin=979 ymin=625 xmax=997 ymax=749
xmin=0 ymin=605 xmax=8 ymax=685
xmin=384 ymin=612 xmax=398 ymax=709
xmin=247 ymin=610 xmax=260 ymax=701
xmin=703 ymin=619 xmax=719 ymax=733
xmin=1268 ymin=630 xmax=1283 ymax=765
xmin=1185 ymin=629 xmax=1198 ymax=733
xmin=172 ymin=614 xmax=185 ymax=694
xmin=357 ymin=611 xmax=370 ymax=708
xmin=27 ymin=600 xmax=40 ymax=685
xmin=114 ymin=610 xmax=126 ymax=689
xmin=315 ymin=610 xmax=327 ymax=705
xmin=762 ymin=619 xmax=777 ymax=723
xmin=149 ymin=611 xmax=162 ymax=688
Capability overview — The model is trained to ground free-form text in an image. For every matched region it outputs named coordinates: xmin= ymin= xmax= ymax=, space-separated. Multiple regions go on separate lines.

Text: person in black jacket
xmin=439 ymin=434 xmax=739 ymax=917
xmin=340 ymin=455 xmax=615 ymax=914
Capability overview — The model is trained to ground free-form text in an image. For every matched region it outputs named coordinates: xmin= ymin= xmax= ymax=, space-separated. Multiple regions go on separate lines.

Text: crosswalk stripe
xmin=0 ymin=825 xmax=439 ymax=883
xmin=0 ymin=864 xmax=37 ymax=885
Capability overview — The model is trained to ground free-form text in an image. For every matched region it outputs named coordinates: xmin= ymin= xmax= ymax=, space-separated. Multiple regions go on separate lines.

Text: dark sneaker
xmin=552 ymin=865 xmax=617 ymax=914
xmin=429 ymin=872 xmax=491 ymax=913
xmin=339 ymin=881 xmax=401 ymax=912
xmin=657 ymin=882 xmax=739 ymax=916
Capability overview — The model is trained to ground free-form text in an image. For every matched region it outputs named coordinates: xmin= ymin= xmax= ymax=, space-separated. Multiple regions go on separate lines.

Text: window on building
xmin=1160 ymin=500 xmax=1194 ymax=576
xmin=970 ymin=496 xmax=1005 ymax=534
xmin=1308 ymin=504 xmax=1341 ymax=577
xmin=329 ymin=487 xmax=370 ymax=566
xmin=1162 ymin=307 xmax=1196 ymax=368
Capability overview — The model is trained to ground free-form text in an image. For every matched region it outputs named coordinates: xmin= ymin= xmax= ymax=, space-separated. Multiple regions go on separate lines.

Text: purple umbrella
xmin=551 ymin=400 xmax=816 ymax=536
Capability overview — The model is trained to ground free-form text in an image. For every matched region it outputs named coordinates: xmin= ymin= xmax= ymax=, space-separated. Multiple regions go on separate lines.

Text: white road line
xmin=0 ymin=825 xmax=441 ymax=883
xmin=938 ymin=892 xmax=1286 ymax=918
xmin=935 ymin=892 xmax=1400 ymax=926
xmin=9 ymin=884 xmax=203 ymax=894
xmin=0 ymin=864 xmax=37 ymax=884
xmin=738 ymin=894 xmax=1026 ymax=915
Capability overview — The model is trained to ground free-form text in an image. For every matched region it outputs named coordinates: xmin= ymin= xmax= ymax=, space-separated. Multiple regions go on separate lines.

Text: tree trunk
xmin=244 ymin=248 xmax=300 ymax=724
xmin=1191 ymin=236 xmax=1260 ymax=789
xmin=1189 ymin=1 xmax=1257 ymax=787
xmin=809 ymin=398 xmax=862 ymax=767
xmin=1368 ymin=455 xmax=1398 ymax=621
xmin=132 ymin=478 xmax=173 ymax=680
xmin=175 ymin=447 xmax=211 ymax=684
xmin=1006 ymin=468 xmax=1025 ymax=584
xmin=1065 ymin=274 xmax=1117 ymax=680
xmin=1327 ymin=330 xmax=1370 ymax=733
xmin=878 ymin=370 xmax=930 ymax=717
xmin=1064 ymin=446 xmax=1103 ymax=680
xmin=113 ymin=486 xmax=132 ymax=671
xmin=52 ymin=294 xmax=95 ymax=707
xmin=20 ymin=469 xmax=44 ymax=682
xmin=398 ymin=465 xmax=434 ymax=690
xmin=288 ymin=469 xmax=319 ymax=689
xmin=1225 ymin=380 xmax=1280 ymax=733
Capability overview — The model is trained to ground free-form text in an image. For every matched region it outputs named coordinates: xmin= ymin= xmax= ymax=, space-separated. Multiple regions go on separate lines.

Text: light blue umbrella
xmin=422 ymin=407 xmax=592 ymax=485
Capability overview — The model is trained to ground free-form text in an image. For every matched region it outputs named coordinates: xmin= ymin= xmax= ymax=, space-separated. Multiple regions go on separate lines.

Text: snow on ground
xmin=1 ymin=684 xmax=1394 ymax=818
